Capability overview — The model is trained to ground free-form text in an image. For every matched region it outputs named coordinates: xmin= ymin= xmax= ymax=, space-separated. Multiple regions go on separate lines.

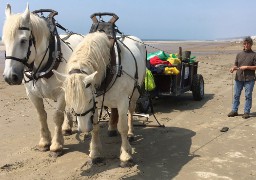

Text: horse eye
xmin=85 ymin=83 xmax=91 ymax=88
xmin=89 ymin=99 xmax=92 ymax=103
xmin=20 ymin=39 xmax=27 ymax=44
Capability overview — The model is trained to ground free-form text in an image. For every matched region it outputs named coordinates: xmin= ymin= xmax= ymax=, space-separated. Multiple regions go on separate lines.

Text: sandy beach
xmin=1 ymin=40 xmax=256 ymax=180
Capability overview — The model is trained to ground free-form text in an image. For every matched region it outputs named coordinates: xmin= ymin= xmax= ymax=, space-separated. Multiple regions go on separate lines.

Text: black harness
xmin=69 ymin=13 xmax=143 ymax=118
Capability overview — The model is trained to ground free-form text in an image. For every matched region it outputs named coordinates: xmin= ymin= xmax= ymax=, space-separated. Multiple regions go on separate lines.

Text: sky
xmin=0 ymin=0 xmax=256 ymax=40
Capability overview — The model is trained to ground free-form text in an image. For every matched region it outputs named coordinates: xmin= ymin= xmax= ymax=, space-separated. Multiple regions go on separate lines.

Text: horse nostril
xmin=12 ymin=74 xmax=19 ymax=83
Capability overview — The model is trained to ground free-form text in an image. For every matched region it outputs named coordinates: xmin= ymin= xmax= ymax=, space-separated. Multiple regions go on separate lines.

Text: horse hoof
xmin=120 ymin=159 xmax=134 ymax=168
xmin=127 ymin=135 xmax=135 ymax=142
xmin=85 ymin=157 xmax=105 ymax=167
xmin=108 ymin=130 xmax=118 ymax=137
xmin=35 ymin=145 xmax=50 ymax=152
xmin=91 ymin=157 xmax=105 ymax=165
xmin=62 ymin=129 xmax=73 ymax=136
xmin=49 ymin=150 xmax=63 ymax=158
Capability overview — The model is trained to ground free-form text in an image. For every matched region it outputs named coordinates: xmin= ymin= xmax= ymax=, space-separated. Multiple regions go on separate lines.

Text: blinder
xmin=5 ymin=26 xmax=35 ymax=70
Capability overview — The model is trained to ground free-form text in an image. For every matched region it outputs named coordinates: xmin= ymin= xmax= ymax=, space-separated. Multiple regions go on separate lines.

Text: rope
xmin=191 ymin=118 xmax=252 ymax=155
xmin=124 ymin=36 xmax=173 ymax=55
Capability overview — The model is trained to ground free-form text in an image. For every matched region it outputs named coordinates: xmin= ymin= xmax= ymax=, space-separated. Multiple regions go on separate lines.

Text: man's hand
xmin=230 ymin=66 xmax=239 ymax=73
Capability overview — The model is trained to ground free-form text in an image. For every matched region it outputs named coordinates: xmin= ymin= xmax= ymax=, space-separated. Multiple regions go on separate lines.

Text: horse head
xmin=2 ymin=4 xmax=33 ymax=84
xmin=56 ymin=32 xmax=110 ymax=133
xmin=2 ymin=3 xmax=49 ymax=85
xmin=60 ymin=71 xmax=98 ymax=133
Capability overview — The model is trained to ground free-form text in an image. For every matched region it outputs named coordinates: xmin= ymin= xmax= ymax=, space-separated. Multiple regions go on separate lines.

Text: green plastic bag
xmin=147 ymin=50 xmax=170 ymax=60
xmin=145 ymin=69 xmax=156 ymax=91
xmin=189 ymin=56 xmax=196 ymax=63
xmin=169 ymin=53 xmax=178 ymax=58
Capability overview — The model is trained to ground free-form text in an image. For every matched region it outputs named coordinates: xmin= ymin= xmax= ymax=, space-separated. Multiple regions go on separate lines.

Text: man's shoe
xmin=228 ymin=111 xmax=238 ymax=117
xmin=242 ymin=113 xmax=250 ymax=119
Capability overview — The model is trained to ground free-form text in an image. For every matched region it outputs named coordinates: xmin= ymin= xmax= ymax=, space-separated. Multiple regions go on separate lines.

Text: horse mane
xmin=67 ymin=32 xmax=111 ymax=85
xmin=65 ymin=74 xmax=91 ymax=112
xmin=65 ymin=32 xmax=111 ymax=110
xmin=2 ymin=12 xmax=50 ymax=45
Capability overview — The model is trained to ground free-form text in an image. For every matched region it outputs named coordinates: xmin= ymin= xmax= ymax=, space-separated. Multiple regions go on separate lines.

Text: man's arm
xmin=239 ymin=66 xmax=256 ymax=70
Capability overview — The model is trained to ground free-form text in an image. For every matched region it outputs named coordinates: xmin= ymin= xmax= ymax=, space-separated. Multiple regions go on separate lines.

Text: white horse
xmin=2 ymin=4 xmax=84 ymax=156
xmin=55 ymin=31 xmax=146 ymax=167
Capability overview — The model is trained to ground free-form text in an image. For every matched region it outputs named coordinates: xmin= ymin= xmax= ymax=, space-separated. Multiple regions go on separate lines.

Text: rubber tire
xmin=192 ymin=74 xmax=204 ymax=101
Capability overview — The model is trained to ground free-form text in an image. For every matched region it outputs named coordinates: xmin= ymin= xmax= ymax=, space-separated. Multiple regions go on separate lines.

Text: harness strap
xmin=117 ymin=38 xmax=138 ymax=79
xmin=74 ymin=104 xmax=95 ymax=117
xmin=69 ymin=69 xmax=88 ymax=75
xmin=5 ymin=55 xmax=32 ymax=68
xmin=18 ymin=27 xmax=30 ymax=31
xmin=24 ymin=10 xmax=63 ymax=81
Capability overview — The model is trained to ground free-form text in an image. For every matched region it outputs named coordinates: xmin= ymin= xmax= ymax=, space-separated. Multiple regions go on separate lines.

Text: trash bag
xmin=147 ymin=50 xmax=170 ymax=60
xmin=169 ymin=53 xmax=178 ymax=58
xmin=164 ymin=67 xmax=180 ymax=75
xmin=145 ymin=69 xmax=156 ymax=91
xmin=189 ymin=56 xmax=196 ymax=63
xmin=167 ymin=57 xmax=181 ymax=65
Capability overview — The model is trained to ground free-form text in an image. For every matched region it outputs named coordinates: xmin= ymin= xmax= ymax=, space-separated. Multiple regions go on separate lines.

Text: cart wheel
xmin=136 ymin=93 xmax=150 ymax=113
xmin=192 ymin=74 xmax=204 ymax=101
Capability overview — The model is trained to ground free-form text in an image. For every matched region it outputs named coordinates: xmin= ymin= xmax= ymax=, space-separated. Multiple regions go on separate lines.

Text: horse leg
xmin=108 ymin=108 xmax=118 ymax=137
xmin=50 ymin=97 xmax=65 ymax=157
xmin=127 ymin=111 xmax=134 ymax=142
xmin=127 ymin=89 xmax=140 ymax=142
xmin=27 ymin=94 xmax=51 ymax=151
xmin=117 ymin=103 xmax=134 ymax=167
xmin=62 ymin=111 xmax=73 ymax=136
xmin=89 ymin=111 xmax=103 ymax=164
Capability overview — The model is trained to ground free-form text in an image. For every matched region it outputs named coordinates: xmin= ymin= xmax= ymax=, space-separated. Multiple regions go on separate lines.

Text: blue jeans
xmin=232 ymin=80 xmax=255 ymax=113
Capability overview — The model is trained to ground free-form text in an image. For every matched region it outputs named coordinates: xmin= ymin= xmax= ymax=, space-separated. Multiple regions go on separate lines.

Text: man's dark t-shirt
xmin=235 ymin=50 xmax=256 ymax=81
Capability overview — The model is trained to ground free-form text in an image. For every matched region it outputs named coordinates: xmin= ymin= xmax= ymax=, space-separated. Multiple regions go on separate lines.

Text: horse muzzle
xmin=77 ymin=117 xmax=93 ymax=133
xmin=3 ymin=72 xmax=23 ymax=85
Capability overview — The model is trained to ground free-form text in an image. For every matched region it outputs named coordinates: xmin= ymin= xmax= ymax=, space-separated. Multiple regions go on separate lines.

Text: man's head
xmin=243 ymin=36 xmax=253 ymax=51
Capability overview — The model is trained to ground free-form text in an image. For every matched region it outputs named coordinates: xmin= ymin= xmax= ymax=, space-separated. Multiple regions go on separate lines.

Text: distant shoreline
xmin=0 ymin=38 xmax=243 ymax=45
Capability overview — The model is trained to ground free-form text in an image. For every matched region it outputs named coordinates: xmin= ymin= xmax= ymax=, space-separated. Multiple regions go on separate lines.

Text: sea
xmin=0 ymin=36 xmax=245 ymax=70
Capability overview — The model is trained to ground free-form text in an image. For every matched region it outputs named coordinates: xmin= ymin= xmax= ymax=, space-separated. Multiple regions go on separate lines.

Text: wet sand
xmin=1 ymin=40 xmax=256 ymax=180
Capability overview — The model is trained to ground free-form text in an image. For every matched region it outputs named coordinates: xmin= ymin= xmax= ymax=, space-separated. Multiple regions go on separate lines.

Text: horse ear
xmin=22 ymin=3 xmax=30 ymax=23
xmin=52 ymin=70 xmax=67 ymax=82
xmin=5 ymin=4 xmax=12 ymax=17
xmin=83 ymin=71 xmax=97 ymax=87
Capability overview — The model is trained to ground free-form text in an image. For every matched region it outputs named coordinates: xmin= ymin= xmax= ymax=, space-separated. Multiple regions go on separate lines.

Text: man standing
xmin=228 ymin=36 xmax=256 ymax=119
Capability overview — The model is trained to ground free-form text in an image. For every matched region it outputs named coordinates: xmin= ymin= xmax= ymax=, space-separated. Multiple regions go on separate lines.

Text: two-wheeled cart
xmin=136 ymin=47 xmax=204 ymax=113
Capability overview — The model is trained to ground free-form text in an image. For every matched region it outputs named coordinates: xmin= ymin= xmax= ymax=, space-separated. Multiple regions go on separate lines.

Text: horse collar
xmin=24 ymin=30 xmax=62 ymax=82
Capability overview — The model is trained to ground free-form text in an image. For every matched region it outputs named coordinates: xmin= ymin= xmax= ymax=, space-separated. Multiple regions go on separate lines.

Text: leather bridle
xmin=72 ymin=99 xmax=97 ymax=125
xmin=5 ymin=26 xmax=36 ymax=70
xmin=69 ymin=69 xmax=98 ymax=124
